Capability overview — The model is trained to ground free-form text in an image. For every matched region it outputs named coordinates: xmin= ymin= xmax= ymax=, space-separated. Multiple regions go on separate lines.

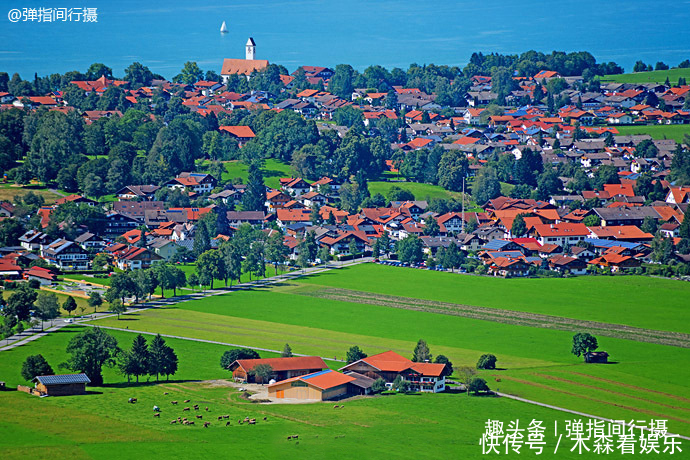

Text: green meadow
xmin=222 ymin=158 xmax=292 ymax=189
xmin=602 ymin=68 xmax=690 ymax=84
xmin=0 ymin=326 xmax=610 ymax=460
xmin=615 ymin=124 xmax=690 ymax=143
xmin=85 ymin=264 xmax=690 ymax=436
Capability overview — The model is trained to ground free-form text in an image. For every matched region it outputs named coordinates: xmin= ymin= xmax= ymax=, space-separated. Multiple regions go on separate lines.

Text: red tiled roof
xmin=232 ymin=356 xmax=326 ymax=373
xmin=219 ymin=125 xmax=255 ymax=138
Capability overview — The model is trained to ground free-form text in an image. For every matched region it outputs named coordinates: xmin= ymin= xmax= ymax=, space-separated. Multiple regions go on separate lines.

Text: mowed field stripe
xmin=568 ymin=372 xmax=690 ymax=404
xmin=298 ymin=287 xmax=690 ymax=348
xmin=499 ymin=375 xmax=690 ymax=425
xmin=532 ymin=373 xmax=690 ymax=413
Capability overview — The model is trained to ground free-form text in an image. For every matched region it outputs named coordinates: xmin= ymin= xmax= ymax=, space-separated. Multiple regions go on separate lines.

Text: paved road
xmin=0 ymin=257 xmax=372 ymax=353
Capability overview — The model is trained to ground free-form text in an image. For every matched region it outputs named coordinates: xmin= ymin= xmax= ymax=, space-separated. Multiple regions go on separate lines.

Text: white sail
xmin=220 ymin=21 xmax=228 ymax=33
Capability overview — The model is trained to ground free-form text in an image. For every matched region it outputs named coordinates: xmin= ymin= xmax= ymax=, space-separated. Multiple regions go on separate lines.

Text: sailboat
xmin=220 ymin=21 xmax=228 ymax=34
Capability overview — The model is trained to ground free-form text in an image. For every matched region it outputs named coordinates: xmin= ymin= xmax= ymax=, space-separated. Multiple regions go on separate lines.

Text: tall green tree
xmin=63 ymin=327 xmax=120 ymax=386
xmin=242 ymin=162 xmax=266 ymax=211
xmin=21 ymin=354 xmax=54 ymax=381
xmin=472 ymin=166 xmax=501 ymax=206
xmin=412 ymin=339 xmax=432 ymax=362
xmin=571 ymin=332 xmax=598 ymax=361
xmin=34 ymin=291 xmax=59 ymax=331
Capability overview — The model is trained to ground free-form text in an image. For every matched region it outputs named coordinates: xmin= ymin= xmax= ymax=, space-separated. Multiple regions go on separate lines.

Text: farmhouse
xmin=31 ymin=374 xmax=90 ymax=396
xmin=227 ymin=356 xmax=327 ymax=383
xmin=267 ymin=369 xmax=356 ymax=401
xmin=339 ymin=351 xmax=447 ymax=393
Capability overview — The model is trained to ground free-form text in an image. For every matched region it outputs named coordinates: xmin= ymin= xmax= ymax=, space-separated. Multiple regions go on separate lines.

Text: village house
xmin=41 ymin=239 xmax=90 ymax=270
xmin=339 ymin=351 xmax=447 ymax=393
xmin=166 ymin=173 xmax=217 ymax=195
xmin=30 ymin=374 xmax=90 ymax=396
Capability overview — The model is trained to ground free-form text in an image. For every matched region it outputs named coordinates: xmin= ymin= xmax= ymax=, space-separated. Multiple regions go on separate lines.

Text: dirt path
xmin=299 ymin=287 xmax=690 ymax=348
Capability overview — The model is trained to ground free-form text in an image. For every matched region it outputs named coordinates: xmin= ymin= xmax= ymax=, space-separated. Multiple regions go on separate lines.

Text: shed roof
xmin=34 ymin=374 xmax=91 ymax=385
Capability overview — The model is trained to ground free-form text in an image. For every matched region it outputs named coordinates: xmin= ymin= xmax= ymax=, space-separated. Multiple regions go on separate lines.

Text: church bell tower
xmin=246 ymin=37 xmax=256 ymax=60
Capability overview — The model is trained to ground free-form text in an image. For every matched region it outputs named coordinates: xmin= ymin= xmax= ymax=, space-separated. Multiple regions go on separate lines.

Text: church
xmin=220 ymin=38 xmax=269 ymax=82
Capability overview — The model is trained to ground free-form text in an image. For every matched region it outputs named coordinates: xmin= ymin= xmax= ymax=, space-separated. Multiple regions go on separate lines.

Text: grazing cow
xmin=263 ymin=417 xmax=267 ymax=421
xmin=196 ymin=415 xmax=203 ymax=419
xmin=170 ymin=420 xmax=177 ymax=424
xmin=203 ymin=422 xmax=211 ymax=428
xmin=188 ymin=421 xmax=194 ymax=425
xmin=183 ymin=407 xmax=190 ymax=411
xmin=183 ymin=399 xmax=190 ymax=403
xmin=153 ymin=405 xmax=160 ymax=412
xmin=128 ymin=398 xmax=137 ymax=403
xmin=153 ymin=413 xmax=160 ymax=418
xmin=205 ymin=407 xmax=209 ymax=411
xmin=226 ymin=421 xmax=231 ymax=427
xmin=217 ymin=416 xmax=223 ymax=421
xmin=223 ymin=415 xmax=229 ymax=419
xmin=171 ymin=401 xmax=178 ymax=405
xmin=287 ymin=436 xmax=292 ymax=440
xmin=163 ymin=392 xmax=168 ymax=395
xmin=249 ymin=420 xmax=256 ymax=425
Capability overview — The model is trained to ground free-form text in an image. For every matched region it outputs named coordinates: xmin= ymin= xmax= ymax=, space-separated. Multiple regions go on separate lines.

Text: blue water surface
xmin=0 ymin=0 xmax=688 ymax=78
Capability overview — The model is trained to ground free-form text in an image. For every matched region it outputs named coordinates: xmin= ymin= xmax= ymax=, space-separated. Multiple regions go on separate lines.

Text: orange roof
xmin=268 ymin=369 xmax=355 ymax=391
xmin=603 ymin=183 xmax=635 ymax=197
xmin=453 ymin=136 xmax=480 ymax=145
xmin=276 ymin=208 xmax=311 ymax=222
xmin=219 ymin=125 xmax=256 ymax=138
xmin=533 ymin=223 xmax=590 ymax=237
xmin=406 ymin=138 xmax=433 ymax=149
xmin=357 ymin=351 xmax=412 ymax=373
xmin=587 ymin=225 xmax=653 ymax=240
xmin=221 ymin=58 xmax=269 ymax=76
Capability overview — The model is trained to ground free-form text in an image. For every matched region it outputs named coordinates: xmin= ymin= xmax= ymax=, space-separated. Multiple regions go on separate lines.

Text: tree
xmin=392 ymin=375 xmax=410 ymax=393
xmin=583 ymin=215 xmax=601 ymax=227
xmin=423 ymin=217 xmax=441 ymax=236
xmin=129 ymin=334 xmax=150 ymax=383
xmin=110 ymin=299 xmax=127 ymax=319
xmin=174 ymin=61 xmax=204 ymax=85
xmin=281 ymin=343 xmax=293 ymax=358
xmin=412 ymin=339 xmax=432 ymax=362
xmin=161 ymin=345 xmax=179 ymax=381
xmin=250 ymin=363 xmax=274 ymax=383
xmin=472 ymin=166 xmax=501 ymax=205
xmin=242 ymin=162 xmax=266 ymax=211
xmin=511 ymin=214 xmax=527 ymax=237
xmin=147 ymin=334 xmax=177 ymax=381
xmin=467 ymin=377 xmax=490 ymax=395
xmin=62 ymin=297 xmax=77 ymax=316
xmin=21 ymin=354 xmax=54 ymax=381
xmin=63 ymin=327 xmax=119 ymax=386
xmin=124 ymin=62 xmax=154 ymax=89
xmin=34 ymin=291 xmax=60 ymax=331
xmin=679 ymin=208 xmax=690 ymax=240
xmin=434 ymin=354 xmax=454 ymax=377
xmin=477 ymin=354 xmax=497 ymax=370
xmin=196 ymin=249 xmax=223 ymax=289
xmin=371 ymin=377 xmax=387 ymax=394
xmin=650 ymin=233 xmax=674 ymax=264
xmin=220 ymin=348 xmax=260 ymax=369
xmin=571 ymin=332 xmax=598 ymax=360
xmin=346 ymin=345 xmax=367 ymax=364
xmin=265 ymin=231 xmax=289 ymax=276
xmin=88 ymin=291 xmax=103 ymax=313
xmin=6 ymin=284 xmax=38 ymax=322
xmin=396 ymin=235 xmax=423 ymax=264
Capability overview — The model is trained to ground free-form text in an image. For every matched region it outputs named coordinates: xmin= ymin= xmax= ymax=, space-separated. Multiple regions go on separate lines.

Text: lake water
xmin=1 ymin=0 xmax=689 ymax=79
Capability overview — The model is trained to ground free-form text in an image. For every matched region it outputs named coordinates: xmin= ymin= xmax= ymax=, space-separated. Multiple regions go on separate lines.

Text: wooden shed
xmin=584 ymin=351 xmax=609 ymax=364
xmin=267 ymin=369 xmax=355 ymax=401
xmin=32 ymin=374 xmax=90 ymax=396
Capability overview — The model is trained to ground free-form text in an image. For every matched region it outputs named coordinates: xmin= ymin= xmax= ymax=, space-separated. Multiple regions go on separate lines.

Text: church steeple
xmin=245 ymin=37 xmax=256 ymax=60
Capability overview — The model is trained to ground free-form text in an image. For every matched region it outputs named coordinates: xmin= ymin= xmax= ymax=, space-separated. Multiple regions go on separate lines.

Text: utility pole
xmin=461 ymin=176 xmax=465 ymax=234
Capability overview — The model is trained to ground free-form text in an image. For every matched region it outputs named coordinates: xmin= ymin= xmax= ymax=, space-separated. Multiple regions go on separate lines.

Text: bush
xmin=477 ymin=354 xmax=497 ymax=370
xmin=21 ymin=354 xmax=54 ymax=381
xmin=467 ymin=377 xmax=490 ymax=395
xmin=28 ymin=279 xmax=40 ymax=289
xmin=371 ymin=378 xmax=387 ymax=394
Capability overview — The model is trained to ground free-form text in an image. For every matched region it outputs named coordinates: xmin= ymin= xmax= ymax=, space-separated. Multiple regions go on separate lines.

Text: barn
xmin=227 ymin=356 xmax=327 ymax=383
xmin=584 ymin=351 xmax=609 ymax=363
xmin=267 ymin=369 xmax=356 ymax=401
xmin=32 ymin=374 xmax=90 ymax=396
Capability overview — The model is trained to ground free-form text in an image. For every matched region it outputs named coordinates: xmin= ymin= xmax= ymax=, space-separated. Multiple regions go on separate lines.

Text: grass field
xmin=0 ymin=325 xmax=633 ymax=459
xmin=602 ymin=68 xmax=690 ymax=84
xmin=369 ymin=180 xmax=464 ymax=201
xmin=0 ymin=185 xmax=61 ymax=204
xmin=615 ymin=124 xmax=690 ymax=143
xmin=222 ymin=158 xmax=293 ymax=189
xmin=84 ymin=264 xmax=690 ymax=437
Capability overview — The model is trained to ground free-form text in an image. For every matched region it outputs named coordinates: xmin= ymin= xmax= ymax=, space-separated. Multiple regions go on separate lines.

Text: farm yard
xmin=1 ymin=326 xmax=603 ymax=460
xmin=1 ymin=264 xmax=689 ymax=458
